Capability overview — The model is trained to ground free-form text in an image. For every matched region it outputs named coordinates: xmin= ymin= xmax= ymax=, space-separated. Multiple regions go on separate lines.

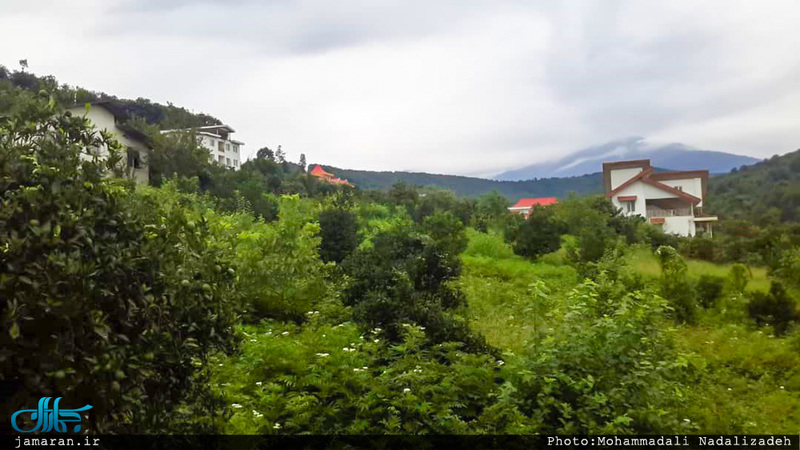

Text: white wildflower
xmin=253 ymin=410 xmax=263 ymax=418
xmin=497 ymin=360 xmax=505 ymax=366
xmin=256 ymin=381 xmax=262 ymax=386
xmin=273 ymin=423 xmax=281 ymax=429
xmin=316 ymin=353 xmax=330 ymax=357
xmin=403 ymin=388 xmax=411 ymax=393
xmin=374 ymin=339 xmax=380 ymax=343
xmin=727 ymin=388 xmax=732 ymax=391
xmin=232 ymin=403 xmax=243 ymax=409
xmin=362 ymin=366 xmax=368 ymax=370
xmin=780 ymin=386 xmax=785 ymax=389
xmin=353 ymin=368 xmax=360 ymax=372
xmin=250 ymin=339 xmax=257 ymax=342
xmin=683 ymin=418 xmax=690 ymax=423
xmin=218 ymin=363 xmax=224 ymax=367
xmin=281 ymin=331 xmax=289 ymax=336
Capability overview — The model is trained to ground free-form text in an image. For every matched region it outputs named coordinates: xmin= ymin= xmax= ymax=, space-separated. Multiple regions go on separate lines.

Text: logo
xmin=11 ymin=397 xmax=93 ymax=433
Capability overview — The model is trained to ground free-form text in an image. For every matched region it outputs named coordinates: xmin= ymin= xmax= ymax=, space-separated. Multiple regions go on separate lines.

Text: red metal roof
xmin=510 ymin=197 xmax=558 ymax=208
xmin=310 ymin=164 xmax=334 ymax=178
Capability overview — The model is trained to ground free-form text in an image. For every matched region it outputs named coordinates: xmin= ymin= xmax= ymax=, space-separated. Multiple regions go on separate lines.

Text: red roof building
xmin=309 ymin=164 xmax=354 ymax=188
xmin=508 ymin=197 xmax=558 ymax=219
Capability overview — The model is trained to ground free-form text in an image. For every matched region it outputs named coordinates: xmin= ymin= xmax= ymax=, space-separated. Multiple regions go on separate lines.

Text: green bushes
xmin=656 ymin=246 xmax=697 ymax=324
xmin=341 ymin=226 xmax=487 ymax=352
xmin=214 ymin=322 xmax=527 ymax=434
xmin=747 ymin=282 xmax=798 ymax=335
xmin=318 ymin=207 xmax=360 ymax=263
xmin=509 ymin=279 xmax=689 ymax=434
xmin=0 ymin=96 xmax=240 ymax=432
xmin=504 ymin=206 xmax=562 ymax=259
xmin=696 ymin=275 xmax=725 ymax=309
xmin=464 ymin=229 xmax=516 ymax=259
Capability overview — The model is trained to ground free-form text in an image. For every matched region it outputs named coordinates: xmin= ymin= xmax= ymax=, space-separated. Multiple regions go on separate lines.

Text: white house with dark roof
xmin=67 ymin=102 xmax=152 ymax=185
xmin=603 ymin=159 xmax=718 ymax=237
xmin=161 ymin=124 xmax=243 ymax=170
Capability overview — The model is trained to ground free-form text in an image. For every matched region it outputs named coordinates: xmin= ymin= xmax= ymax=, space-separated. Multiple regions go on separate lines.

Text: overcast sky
xmin=2 ymin=0 xmax=799 ymax=177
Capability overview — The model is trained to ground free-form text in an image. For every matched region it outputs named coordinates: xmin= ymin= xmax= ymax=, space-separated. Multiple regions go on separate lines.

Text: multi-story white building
xmin=162 ymin=124 xmax=243 ymax=170
xmin=67 ymin=102 xmax=151 ymax=185
xmin=603 ymin=159 xmax=718 ymax=237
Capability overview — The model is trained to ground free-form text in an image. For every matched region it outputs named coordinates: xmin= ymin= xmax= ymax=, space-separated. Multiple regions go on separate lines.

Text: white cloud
xmin=1 ymin=0 xmax=799 ymax=176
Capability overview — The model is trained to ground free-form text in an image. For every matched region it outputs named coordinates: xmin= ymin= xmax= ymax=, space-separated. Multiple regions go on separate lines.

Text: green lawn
xmin=626 ymin=246 xmax=771 ymax=292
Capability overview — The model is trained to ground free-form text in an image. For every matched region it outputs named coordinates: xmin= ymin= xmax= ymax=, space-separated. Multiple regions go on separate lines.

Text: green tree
xmin=505 ymin=206 xmax=562 ymax=259
xmin=318 ymin=207 xmax=360 ymax=263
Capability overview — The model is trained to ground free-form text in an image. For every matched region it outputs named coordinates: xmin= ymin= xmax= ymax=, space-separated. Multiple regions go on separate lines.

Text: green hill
xmin=318 ymin=165 xmax=604 ymax=199
xmin=707 ymin=149 xmax=800 ymax=223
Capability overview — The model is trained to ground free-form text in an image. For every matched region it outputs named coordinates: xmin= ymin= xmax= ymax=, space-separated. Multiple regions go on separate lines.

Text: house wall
xmin=609 ymin=167 xmax=643 ymax=191
xmin=663 ymin=216 xmax=696 ymax=237
xmin=70 ymin=106 xmax=149 ymax=185
xmin=611 ymin=183 xmax=648 ymax=217
xmin=658 ymin=178 xmax=704 ymax=207
xmin=197 ymin=133 xmax=241 ymax=169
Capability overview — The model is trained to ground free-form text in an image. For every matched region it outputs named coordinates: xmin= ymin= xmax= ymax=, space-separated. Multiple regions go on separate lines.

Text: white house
xmin=67 ymin=102 xmax=151 ymax=185
xmin=603 ymin=159 xmax=718 ymax=237
xmin=161 ymin=124 xmax=243 ymax=170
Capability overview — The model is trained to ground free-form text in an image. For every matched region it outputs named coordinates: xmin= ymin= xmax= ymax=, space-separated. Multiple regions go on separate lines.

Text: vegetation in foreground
xmin=2 ymin=89 xmax=800 ymax=435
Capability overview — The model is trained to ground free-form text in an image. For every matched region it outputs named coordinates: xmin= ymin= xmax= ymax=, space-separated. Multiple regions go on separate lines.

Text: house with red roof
xmin=508 ymin=197 xmax=558 ymax=219
xmin=603 ymin=159 xmax=717 ymax=236
xmin=309 ymin=164 xmax=354 ymax=188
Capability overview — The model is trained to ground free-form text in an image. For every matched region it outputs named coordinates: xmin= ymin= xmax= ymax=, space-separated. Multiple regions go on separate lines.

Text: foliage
xmin=463 ymin=229 xmax=516 ymax=260
xmin=656 ymin=246 xmax=697 ymax=324
xmin=504 ymin=206 xmax=562 ymax=259
xmin=727 ymin=263 xmax=750 ymax=295
xmin=422 ymin=211 xmax=468 ymax=256
xmin=214 ymin=322 xmax=528 ymax=434
xmin=747 ymin=282 xmax=798 ymax=336
xmin=509 ymin=279 xmax=690 ymax=434
xmin=341 ymin=227 xmax=488 ymax=352
xmin=318 ymin=207 xmax=360 ymax=264
xmin=696 ymin=275 xmax=725 ymax=309
xmin=0 ymin=95 xmax=239 ymax=433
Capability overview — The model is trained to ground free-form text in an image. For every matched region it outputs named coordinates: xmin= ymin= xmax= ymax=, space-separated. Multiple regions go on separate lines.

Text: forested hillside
xmin=0 ymin=65 xmax=220 ymax=129
xmin=321 ymin=165 xmax=603 ymax=199
xmin=708 ymin=149 xmax=800 ymax=223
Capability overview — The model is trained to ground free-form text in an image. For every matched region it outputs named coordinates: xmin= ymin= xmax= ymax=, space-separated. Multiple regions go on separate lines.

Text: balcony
xmin=646 ymin=208 xmax=692 ymax=218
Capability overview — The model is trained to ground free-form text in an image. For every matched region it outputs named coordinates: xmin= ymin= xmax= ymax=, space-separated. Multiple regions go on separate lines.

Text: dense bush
xmin=509 ymin=279 xmax=689 ymax=434
xmin=696 ymin=275 xmax=725 ymax=309
xmin=318 ymin=207 xmax=360 ymax=264
xmin=504 ymin=206 xmax=562 ymax=259
xmin=341 ymin=227 xmax=488 ymax=352
xmin=747 ymin=282 xmax=798 ymax=336
xmin=214 ymin=322 xmax=527 ymax=434
xmin=422 ymin=211 xmax=468 ymax=256
xmin=656 ymin=246 xmax=697 ymax=324
xmin=0 ymin=96 xmax=240 ymax=433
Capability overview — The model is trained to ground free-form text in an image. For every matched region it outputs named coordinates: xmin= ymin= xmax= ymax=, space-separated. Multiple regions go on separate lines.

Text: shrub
xmin=727 ymin=263 xmax=750 ymax=295
xmin=656 ymin=246 xmax=697 ymax=324
xmin=509 ymin=280 xmax=689 ymax=434
xmin=0 ymin=95 xmax=239 ymax=433
xmin=318 ymin=207 xmax=360 ymax=263
xmin=505 ymin=206 xmax=561 ymax=259
xmin=422 ymin=211 xmax=468 ymax=256
xmin=341 ymin=227 xmax=488 ymax=352
xmin=696 ymin=275 xmax=725 ymax=309
xmin=464 ymin=229 xmax=516 ymax=259
xmin=747 ymin=282 xmax=799 ymax=335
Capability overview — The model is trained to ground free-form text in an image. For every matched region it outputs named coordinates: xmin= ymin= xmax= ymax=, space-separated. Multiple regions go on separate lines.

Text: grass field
xmin=460 ymin=231 xmax=800 ymax=433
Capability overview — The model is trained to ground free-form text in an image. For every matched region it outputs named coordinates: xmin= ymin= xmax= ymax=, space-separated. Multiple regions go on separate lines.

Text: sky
xmin=1 ymin=0 xmax=799 ymax=177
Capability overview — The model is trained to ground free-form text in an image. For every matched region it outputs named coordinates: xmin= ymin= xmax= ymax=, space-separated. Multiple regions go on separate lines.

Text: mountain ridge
xmin=494 ymin=137 xmax=761 ymax=181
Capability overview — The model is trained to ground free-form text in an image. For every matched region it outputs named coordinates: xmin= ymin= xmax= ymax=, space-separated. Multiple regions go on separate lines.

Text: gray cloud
xmin=1 ymin=0 xmax=799 ymax=176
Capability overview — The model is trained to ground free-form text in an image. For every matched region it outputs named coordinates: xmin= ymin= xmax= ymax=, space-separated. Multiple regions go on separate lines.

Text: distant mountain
xmin=319 ymin=165 xmax=604 ymax=200
xmin=494 ymin=137 xmax=761 ymax=181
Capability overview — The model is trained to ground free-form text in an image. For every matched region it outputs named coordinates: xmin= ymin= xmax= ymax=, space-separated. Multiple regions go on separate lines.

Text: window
xmin=226 ymin=157 xmax=231 ymax=166
xmin=126 ymin=148 xmax=141 ymax=169
xmin=233 ymin=144 xmax=239 ymax=153
xmin=675 ymin=185 xmax=683 ymax=191
xmin=225 ymin=143 xmax=231 ymax=152
xmin=218 ymin=142 xmax=225 ymax=153
xmin=218 ymin=155 xmax=225 ymax=165
xmin=234 ymin=160 xmax=238 ymax=167
xmin=626 ymin=201 xmax=635 ymax=212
